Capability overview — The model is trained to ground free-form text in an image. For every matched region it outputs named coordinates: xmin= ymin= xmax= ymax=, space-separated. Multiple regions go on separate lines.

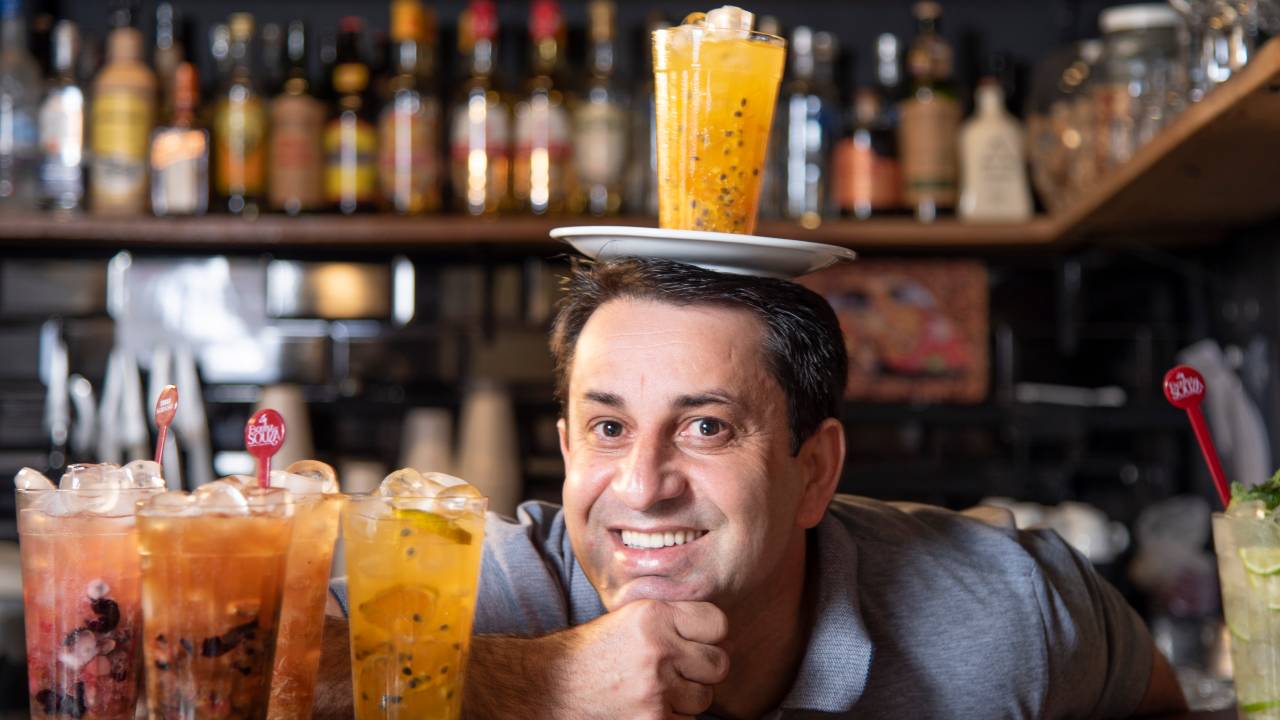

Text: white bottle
xmin=959 ymin=78 xmax=1032 ymax=223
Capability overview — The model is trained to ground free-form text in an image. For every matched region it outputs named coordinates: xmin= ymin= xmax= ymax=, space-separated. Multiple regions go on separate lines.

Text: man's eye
xmin=597 ymin=420 xmax=624 ymax=438
xmin=696 ymin=418 xmax=724 ymax=436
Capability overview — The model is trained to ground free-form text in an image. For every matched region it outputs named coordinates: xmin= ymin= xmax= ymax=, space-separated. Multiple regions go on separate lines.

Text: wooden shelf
xmin=2 ymin=36 xmax=1279 ymax=253
xmin=1054 ymin=35 xmax=1280 ymax=242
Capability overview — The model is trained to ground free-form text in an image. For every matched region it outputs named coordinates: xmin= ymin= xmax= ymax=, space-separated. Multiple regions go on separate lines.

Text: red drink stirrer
xmin=1162 ymin=365 xmax=1230 ymax=508
xmin=245 ymin=408 xmax=286 ymax=489
xmin=153 ymin=384 xmax=178 ymax=466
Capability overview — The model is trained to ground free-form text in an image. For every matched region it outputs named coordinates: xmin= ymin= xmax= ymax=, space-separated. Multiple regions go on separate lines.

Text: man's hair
xmin=549 ymin=257 xmax=848 ymax=455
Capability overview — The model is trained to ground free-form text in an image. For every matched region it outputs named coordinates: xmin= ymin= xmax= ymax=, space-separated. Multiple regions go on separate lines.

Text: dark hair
xmin=549 ymin=257 xmax=848 ymax=455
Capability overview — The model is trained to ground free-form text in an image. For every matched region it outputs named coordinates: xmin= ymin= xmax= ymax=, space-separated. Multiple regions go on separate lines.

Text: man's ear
xmin=795 ymin=418 xmax=845 ymax=529
xmin=557 ymin=417 xmax=570 ymax=461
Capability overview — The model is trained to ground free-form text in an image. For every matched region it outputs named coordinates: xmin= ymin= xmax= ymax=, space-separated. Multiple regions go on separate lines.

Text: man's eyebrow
xmin=582 ymin=390 xmax=624 ymax=407
xmin=674 ymin=392 xmax=736 ymax=409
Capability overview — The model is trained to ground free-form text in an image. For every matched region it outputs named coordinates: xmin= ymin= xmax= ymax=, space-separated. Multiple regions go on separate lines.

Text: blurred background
xmin=2 ymin=0 xmax=1280 ymax=713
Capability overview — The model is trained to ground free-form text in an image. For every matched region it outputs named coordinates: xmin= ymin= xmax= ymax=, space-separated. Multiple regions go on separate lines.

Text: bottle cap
xmin=391 ymin=0 xmax=424 ymax=42
xmin=228 ymin=12 xmax=254 ymax=42
xmin=530 ymin=0 xmax=562 ymax=41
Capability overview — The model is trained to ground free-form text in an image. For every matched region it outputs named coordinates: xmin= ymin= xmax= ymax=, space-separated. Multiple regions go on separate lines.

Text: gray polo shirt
xmin=332 ymin=495 xmax=1153 ymax=719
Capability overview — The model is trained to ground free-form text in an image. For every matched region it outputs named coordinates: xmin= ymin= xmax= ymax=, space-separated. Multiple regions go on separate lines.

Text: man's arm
xmin=311 ymin=614 xmax=354 ymax=720
xmin=1130 ymin=645 xmax=1187 ymax=717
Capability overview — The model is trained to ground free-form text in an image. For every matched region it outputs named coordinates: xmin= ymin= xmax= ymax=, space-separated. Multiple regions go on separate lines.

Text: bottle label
xmin=151 ymin=128 xmax=207 ymax=215
xmin=899 ymin=94 xmax=960 ymax=206
xmin=269 ymin=95 xmax=325 ymax=210
xmin=39 ymin=90 xmax=84 ymax=202
xmin=378 ymin=93 xmax=442 ymax=212
xmin=449 ymin=92 xmax=510 ymax=213
xmin=573 ymin=100 xmax=626 ymax=186
xmin=213 ymin=94 xmax=266 ymax=196
xmin=91 ymin=89 xmax=152 ymax=207
xmin=324 ymin=113 xmax=378 ymax=206
xmin=513 ymin=94 xmax=570 ymax=209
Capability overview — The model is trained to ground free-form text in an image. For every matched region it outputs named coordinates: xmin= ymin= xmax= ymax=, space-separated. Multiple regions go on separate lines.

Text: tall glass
xmin=267 ymin=483 xmax=346 ymax=720
xmin=653 ymin=18 xmax=785 ymax=235
xmin=18 ymin=482 xmax=162 ymax=720
xmin=344 ymin=494 xmax=487 ymax=719
xmin=137 ymin=483 xmax=294 ymax=720
xmin=1213 ymin=511 xmax=1280 ymax=718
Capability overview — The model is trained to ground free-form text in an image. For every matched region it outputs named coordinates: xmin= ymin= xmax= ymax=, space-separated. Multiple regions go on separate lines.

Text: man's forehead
xmin=567 ymin=298 xmax=772 ymax=401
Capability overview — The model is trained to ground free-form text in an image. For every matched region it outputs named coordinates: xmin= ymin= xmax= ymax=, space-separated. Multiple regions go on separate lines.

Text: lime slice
xmin=393 ymin=508 xmax=472 ymax=545
xmin=1243 ymin=548 xmax=1280 ymax=576
xmin=1241 ymin=699 xmax=1280 ymax=715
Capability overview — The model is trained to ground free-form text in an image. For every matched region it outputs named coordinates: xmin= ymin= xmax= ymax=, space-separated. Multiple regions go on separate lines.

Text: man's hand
xmin=465 ymin=600 xmax=730 ymax=720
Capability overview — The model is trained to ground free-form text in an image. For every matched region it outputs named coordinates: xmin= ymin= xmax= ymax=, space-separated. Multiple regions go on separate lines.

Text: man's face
xmin=559 ymin=298 xmax=813 ymax=612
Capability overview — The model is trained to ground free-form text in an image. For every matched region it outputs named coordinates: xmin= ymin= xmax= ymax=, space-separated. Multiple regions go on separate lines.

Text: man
xmin=321 ymin=257 xmax=1186 ymax=719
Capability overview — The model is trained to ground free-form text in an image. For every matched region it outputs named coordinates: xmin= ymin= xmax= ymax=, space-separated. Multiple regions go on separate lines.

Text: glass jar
xmin=1026 ymin=39 xmax=1103 ymax=212
xmin=1095 ymin=4 xmax=1188 ymax=170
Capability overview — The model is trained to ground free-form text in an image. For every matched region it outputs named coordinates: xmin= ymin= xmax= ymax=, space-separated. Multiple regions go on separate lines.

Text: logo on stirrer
xmin=245 ymin=409 xmax=286 ymax=489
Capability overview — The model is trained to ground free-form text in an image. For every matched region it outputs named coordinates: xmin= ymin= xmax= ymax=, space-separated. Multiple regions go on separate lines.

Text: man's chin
xmin=607 ymin=576 xmax=714 ymax=609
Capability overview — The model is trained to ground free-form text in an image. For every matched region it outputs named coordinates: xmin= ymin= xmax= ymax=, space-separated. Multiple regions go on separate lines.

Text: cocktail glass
xmin=16 ymin=462 xmax=165 ymax=720
xmin=264 ymin=462 xmax=346 ymax=720
xmin=137 ymin=480 xmax=294 ymax=719
xmin=1214 ymin=508 xmax=1280 ymax=718
xmin=344 ymin=469 xmax=487 ymax=719
xmin=653 ymin=6 xmax=786 ymax=235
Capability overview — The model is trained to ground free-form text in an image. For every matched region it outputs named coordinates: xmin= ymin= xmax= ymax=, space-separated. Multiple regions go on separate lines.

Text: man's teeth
xmin=620 ymin=529 xmax=706 ymax=549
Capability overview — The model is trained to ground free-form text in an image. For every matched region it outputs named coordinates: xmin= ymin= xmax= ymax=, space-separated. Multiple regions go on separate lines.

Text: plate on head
xmin=550 ymin=226 xmax=857 ymax=280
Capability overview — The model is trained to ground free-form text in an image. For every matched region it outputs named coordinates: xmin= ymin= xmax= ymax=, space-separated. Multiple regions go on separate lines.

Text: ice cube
xmin=140 ymin=491 xmax=197 ymax=517
xmin=123 ymin=460 xmax=166 ymax=489
xmin=14 ymin=467 xmax=55 ymax=491
xmin=192 ymin=480 xmax=251 ymax=516
xmin=244 ymin=486 xmax=293 ymax=517
xmin=59 ymin=463 xmax=128 ymax=491
xmin=284 ymin=459 xmax=340 ymax=494
xmin=1228 ymin=499 xmax=1269 ymax=520
xmin=378 ymin=468 xmax=443 ymax=498
xmin=57 ymin=464 xmax=127 ymax=515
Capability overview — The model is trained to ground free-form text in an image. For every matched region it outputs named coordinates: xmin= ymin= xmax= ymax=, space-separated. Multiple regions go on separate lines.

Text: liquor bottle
xmin=325 ymin=17 xmax=379 ymax=214
xmin=260 ymin=23 xmax=285 ymax=98
xmin=154 ymin=2 xmax=182 ymax=125
xmin=958 ymin=78 xmax=1031 ymax=222
xmin=779 ymin=27 xmax=839 ymax=228
xmin=0 ymin=0 xmax=42 ymax=210
xmin=899 ymin=1 xmax=961 ymax=222
xmin=449 ymin=0 xmax=510 ymax=216
xmin=834 ymin=89 xmax=903 ymax=220
xmin=212 ymin=13 xmax=266 ymax=216
xmin=269 ymin=21 xmax=325 ymax=215
xmin=150 ymin=62 xmax=208 ymax=216
xmin=379 ymin=0 xmax=442 ymax=214
xmin=571 ymin=0 xmax=627 ymax=216
xmin=91 ymin=17 xmax=155 ymax=215
xmin=512 ymin=0 xmax=572 ymax=215
xmin=38 ymin=20 xmax=84 ymax=211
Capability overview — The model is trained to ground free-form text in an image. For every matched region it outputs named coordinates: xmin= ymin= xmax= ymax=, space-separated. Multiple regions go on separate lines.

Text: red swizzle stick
xmin=245 ymin=408 xmax=286 ymax=489
xmin=1162 ymin=365 xmax=1229 ymax=508
xmin=153 ymin=384 xmax=178 ymax=466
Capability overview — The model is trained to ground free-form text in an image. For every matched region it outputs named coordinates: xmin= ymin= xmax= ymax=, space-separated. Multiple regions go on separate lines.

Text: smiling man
xmin=322 ymin=257 xmax=1185 ymax=719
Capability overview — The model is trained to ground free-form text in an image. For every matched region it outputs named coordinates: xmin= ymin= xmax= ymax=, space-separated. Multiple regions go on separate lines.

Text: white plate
xmin=549 ymin=226 xmax=857 ymax=279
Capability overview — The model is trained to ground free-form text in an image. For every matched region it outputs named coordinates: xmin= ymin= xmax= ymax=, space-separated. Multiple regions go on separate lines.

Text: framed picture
xmin=801 ymin=260 xmax=989 ymax=403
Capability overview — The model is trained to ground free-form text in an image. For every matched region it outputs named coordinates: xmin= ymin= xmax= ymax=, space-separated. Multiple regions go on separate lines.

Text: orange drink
xmin=653 ymin=7 xmax=785 ymax=234
xmin=344 ymin=470 xmax=486 ymax=720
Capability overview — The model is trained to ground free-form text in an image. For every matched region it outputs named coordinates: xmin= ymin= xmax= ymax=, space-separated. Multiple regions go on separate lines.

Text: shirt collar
xmin=776 ymin=511 xmax=874 ymax=714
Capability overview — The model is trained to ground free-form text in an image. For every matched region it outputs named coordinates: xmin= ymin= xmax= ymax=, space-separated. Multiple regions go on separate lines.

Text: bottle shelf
xmin=2 ymin=37 xmax=1279 ymax=253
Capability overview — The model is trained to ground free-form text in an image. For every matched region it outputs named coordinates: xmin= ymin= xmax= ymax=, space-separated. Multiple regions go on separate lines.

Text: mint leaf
xmin=1232 ymin=471 xmax=1280 ymax=510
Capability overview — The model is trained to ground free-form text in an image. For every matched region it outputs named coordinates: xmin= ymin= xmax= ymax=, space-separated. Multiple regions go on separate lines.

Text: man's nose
xmin=611 ymin=430 xmax=686 ymax=511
